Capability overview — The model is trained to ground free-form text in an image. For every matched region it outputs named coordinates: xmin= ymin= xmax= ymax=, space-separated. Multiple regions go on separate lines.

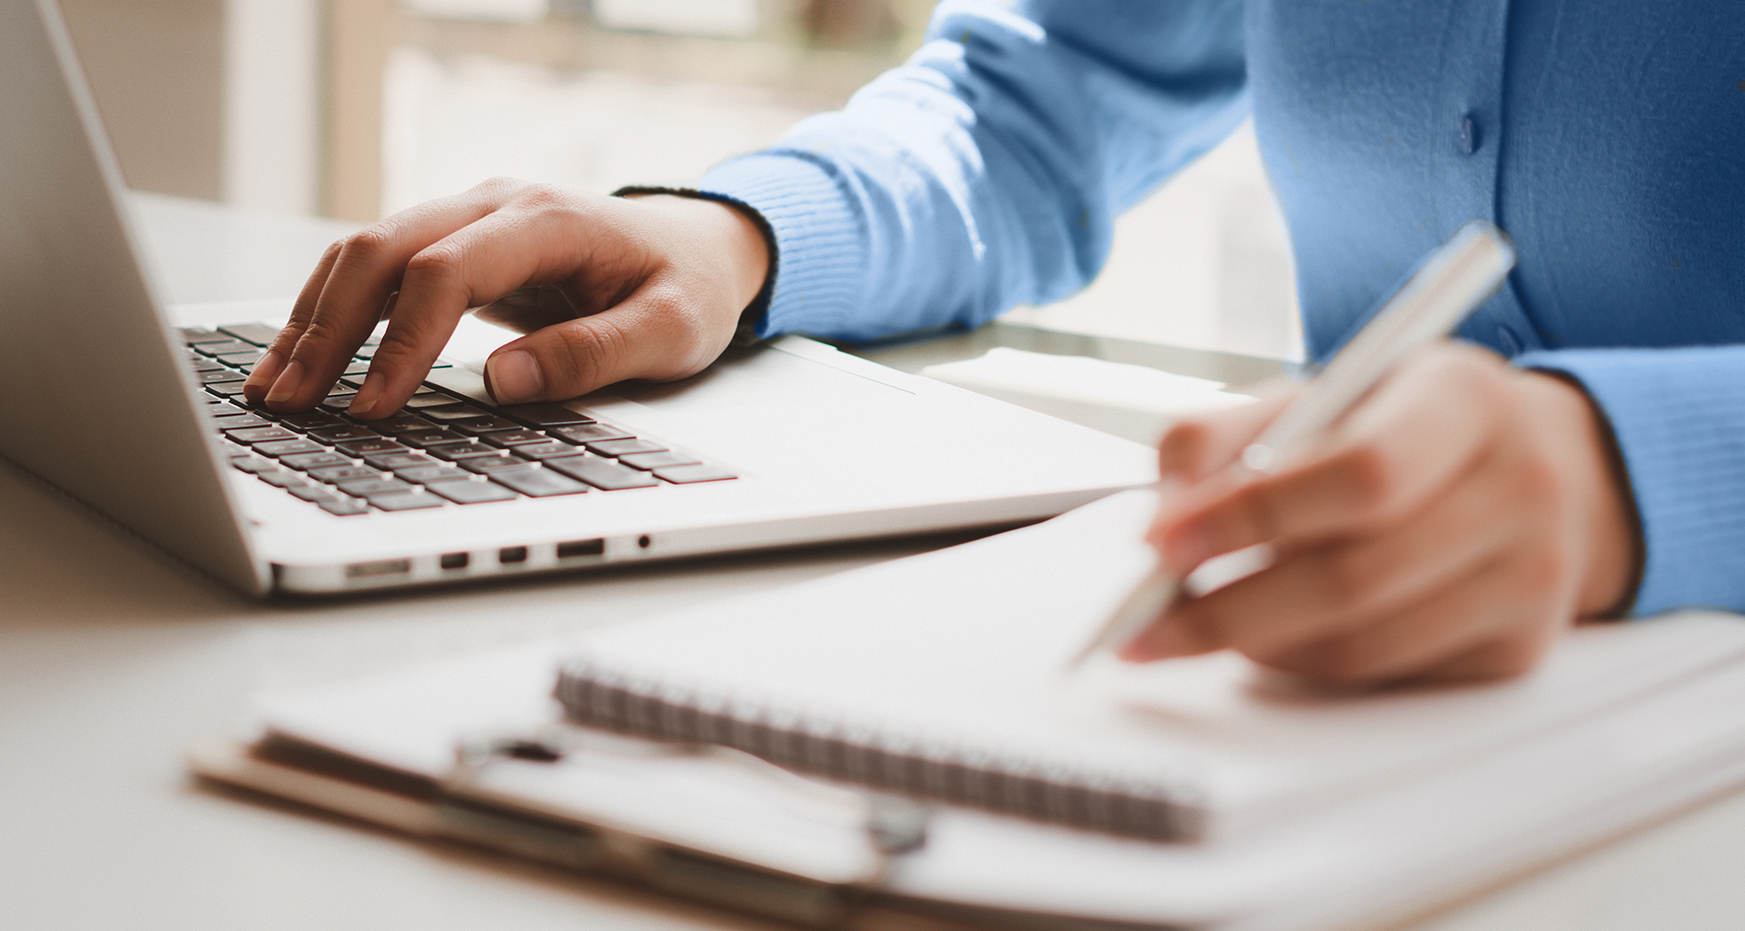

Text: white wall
xmin=223 ymin=0 xmax=322 ymax=214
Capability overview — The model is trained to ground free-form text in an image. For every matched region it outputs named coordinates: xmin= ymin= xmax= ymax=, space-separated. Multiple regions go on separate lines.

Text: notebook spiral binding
xmin=554 ymin=660 xmax=1206 ymax=842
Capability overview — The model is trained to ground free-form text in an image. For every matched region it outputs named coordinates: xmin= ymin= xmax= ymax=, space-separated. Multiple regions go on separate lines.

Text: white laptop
xmin=0 ymin=0 xmax=1156 ymax=596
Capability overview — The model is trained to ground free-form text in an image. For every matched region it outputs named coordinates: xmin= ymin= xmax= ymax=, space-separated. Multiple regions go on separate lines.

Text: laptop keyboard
xmin=181 ymin=324 xmax=736 ymax=516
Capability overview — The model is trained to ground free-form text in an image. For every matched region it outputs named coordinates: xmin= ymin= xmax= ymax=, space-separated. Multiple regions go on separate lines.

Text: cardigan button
xmin=1457 ymin=114 xmax=1481 ymax=155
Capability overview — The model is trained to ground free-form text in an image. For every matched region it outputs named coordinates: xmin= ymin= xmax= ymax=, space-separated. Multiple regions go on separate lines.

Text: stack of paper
xmin=921 ymin=347 xmax=1254 ymax=443
xmin=193 ymin=491 xmax=1745 ymax=931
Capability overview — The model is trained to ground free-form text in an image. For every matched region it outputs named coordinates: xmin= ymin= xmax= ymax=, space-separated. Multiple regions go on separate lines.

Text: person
xmin=243 ymin=1 xmax=1745 ymax=685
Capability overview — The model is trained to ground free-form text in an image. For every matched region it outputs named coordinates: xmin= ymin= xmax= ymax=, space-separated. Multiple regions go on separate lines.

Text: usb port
xmin=439 ymin=552 xmax=469 ymax=570
xmin=498 ymin=546 xmax=529 ymax=564
xmin=346 ymin=558 xmax=410 ymax=579
xmin=556 ymin=538 xmax=605 ymax=558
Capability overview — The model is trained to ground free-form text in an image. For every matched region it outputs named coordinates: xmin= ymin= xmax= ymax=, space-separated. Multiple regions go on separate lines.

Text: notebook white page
xmin=556 ymin=489 xmax=1745 ymax=838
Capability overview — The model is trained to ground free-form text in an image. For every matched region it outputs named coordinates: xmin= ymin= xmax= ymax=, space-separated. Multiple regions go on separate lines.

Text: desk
xmin=2 ymin=195 xmax=1743 ymax=931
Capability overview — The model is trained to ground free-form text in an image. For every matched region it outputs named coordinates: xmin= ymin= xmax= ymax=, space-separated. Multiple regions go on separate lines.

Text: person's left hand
xmin=1121 ymin=342 xmax=1641 ymax=686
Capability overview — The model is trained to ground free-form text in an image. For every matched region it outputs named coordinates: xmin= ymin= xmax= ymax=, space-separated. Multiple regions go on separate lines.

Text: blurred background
xmin=58 ymin=0 xmax=1301 ymax=361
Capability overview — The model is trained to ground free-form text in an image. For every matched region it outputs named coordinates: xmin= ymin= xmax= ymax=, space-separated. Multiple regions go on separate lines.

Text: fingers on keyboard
xmin=195 ymin=323 xmax=733 ymax=514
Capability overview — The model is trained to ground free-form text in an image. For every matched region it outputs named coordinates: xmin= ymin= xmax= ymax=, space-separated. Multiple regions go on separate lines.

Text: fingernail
xmin=486 ymin=350 xmax=543 ymax=404
xmin=348 ymin=373 xmax=385 ymax=418
xmin=264 ymin=359 xmax=304 ymax=405
xmin=1119 ymin=619 xmax=1194 ymax=662
xmin=242 ymin=350 xmax=284 ymax=402
xmin=1162 ymin=518 xmax=1216 ymax=572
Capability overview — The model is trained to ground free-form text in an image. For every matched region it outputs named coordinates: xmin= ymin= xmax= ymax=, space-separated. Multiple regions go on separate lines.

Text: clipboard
xmin=191 ymin=492 xmax=1745 ymax=930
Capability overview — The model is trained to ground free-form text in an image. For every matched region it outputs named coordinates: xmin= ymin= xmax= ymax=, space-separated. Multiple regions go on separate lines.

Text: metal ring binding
xmin=554 ymin=658 xmax=1201 ymax=841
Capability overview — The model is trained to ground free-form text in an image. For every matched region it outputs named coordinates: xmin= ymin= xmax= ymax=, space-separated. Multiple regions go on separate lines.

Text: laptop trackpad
xmin=426 ymin=327 xmax=920 ymax=473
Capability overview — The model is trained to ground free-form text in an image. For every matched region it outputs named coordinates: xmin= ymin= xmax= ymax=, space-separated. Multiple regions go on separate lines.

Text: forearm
xmin=696 ymin=0 xmax=1249 ymax=342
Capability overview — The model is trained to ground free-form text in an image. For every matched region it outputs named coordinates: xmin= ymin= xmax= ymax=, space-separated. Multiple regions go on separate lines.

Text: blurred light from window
xmin=591 ymin=0 xmax=760 ymax=37
xmin=402 ymin=0 xmax=550 ymax=24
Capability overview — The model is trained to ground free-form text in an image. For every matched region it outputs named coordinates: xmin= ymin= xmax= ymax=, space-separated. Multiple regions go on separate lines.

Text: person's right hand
xmin=242 ymin=179 xmax=771 ymax=418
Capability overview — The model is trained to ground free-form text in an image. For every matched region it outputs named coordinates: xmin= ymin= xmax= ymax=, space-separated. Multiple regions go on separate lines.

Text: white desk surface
xmin=3 ymin=193 xmax=1743 ymax=931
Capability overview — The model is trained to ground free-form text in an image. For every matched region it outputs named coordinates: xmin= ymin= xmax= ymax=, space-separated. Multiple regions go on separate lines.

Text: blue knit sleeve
xmin=694 ymin=0 xmax=1249 ymax=342
xmin=1515 ymin=347 xmax=1745 ymax=616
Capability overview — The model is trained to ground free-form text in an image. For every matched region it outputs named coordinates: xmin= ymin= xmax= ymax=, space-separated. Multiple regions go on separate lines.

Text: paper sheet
xmin=922 ymin=347 xmax=1254 ymax=444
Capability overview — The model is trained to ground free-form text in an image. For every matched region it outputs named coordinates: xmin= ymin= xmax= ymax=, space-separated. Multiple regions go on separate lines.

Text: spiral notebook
xmin=550 ymin=489 xmax=1745 ymax=843
xmin=211 ymin=489 xmax=1745 ymax=929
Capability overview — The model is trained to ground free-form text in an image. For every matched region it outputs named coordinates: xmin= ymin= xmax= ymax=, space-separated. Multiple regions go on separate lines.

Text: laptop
xmin=0 ymin=0 xmax=1156 ymax=596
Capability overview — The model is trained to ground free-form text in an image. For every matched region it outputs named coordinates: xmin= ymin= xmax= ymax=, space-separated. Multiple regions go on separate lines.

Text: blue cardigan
xmin=695 ymin=0 xmax=1745 ymax=616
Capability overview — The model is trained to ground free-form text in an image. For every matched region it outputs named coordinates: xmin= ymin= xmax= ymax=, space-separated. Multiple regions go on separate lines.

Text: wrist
xmin=1522 ymin=370 xmax=1643 ymax=617
xmin=615 ymin=187 xmax=775 ymax=341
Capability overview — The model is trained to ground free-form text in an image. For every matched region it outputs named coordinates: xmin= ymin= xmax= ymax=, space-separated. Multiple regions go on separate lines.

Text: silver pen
xmin=1068 ymin=220 xmax=1518 ymax=670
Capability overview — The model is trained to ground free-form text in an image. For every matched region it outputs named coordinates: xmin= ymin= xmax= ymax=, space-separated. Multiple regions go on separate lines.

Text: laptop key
xmin=281 ymin=411 xmax=347 ymax=430
xmin=337 ymin=478 xmax=413 ymax=497
xmin=363 ymin=452 xmax=435 ymax=471
xmin=459 ymin=455 xmax=535 ymax=475
xmin=343 ymin=360 xmax=371 ymax=377
xmin=307 ymin=465 xmax=383 ymax=484
xmin=418 ymin=403 xmax=489 ymax=422
xmin=618 ymin=450 xmax=700 ymax=471
xmin=545 ymin=455 xmax=659 ymax=490
xmin=309 ymin=424 xmax=380 ymax=443
xmin=584 ymin=438 xmax=666 ymax=457
xmin=655 ymin=464 xmax=738 ymax=484
xmin=317 ymin=497 xmax=370 ymax=516
xmin=205 ymin=382 xmax=253 ymax=397
xmin=404 ymin=392 xmax=457 ymax=409
xmin=511 ymin=442 xmax=585 ymax=461
xmin=214 ymin=414 xmax=273 ymax=432
xmin=228 ymin=455 xmax=271 ymax=474
xmin=498 ymin=403 xmax=594 ymax=428
xmin=426 ymin=442 xmax=501 ymax=461
xmin=488 ymin=468 xmax=588 ymax=498
xmin=197 ymin=368 xmax=245 ymax=384
xmin=286 ymin=485 xmax=335 ymax=502
xmin=397 ymin=429 xmax=470 ymax=449
xmin=447 ymin=415 xmax=523 ymax=435
xmin=255 ymin=469 xmax=306 ymax=488
xmin=227 ymin=426 xmax=298 ymax=444
xmin=192 ymin=339 xmax=255 ymax=357
xmin=217 ymin=323 xmax=282 ymax=346
xmin=368 ymin=413 xmax=437 ymax=434
xmin=394 ymin=464 xmax=467 ymax=484
xmin=480 ymin=429 xmax=550 ymax=447
xmin=255 ymin=438 xmax=328 ymax=457
xmin=280 ymin=451 xmax=355 ymax=471
xmin=180 ymin=326 xmax=231 ymax=344
xmin=215 ymin=350 xmax=265 ymax=367
xmin=230 ymin=397 xmax=277 ymax=414
xmin=551 ymin=423 xmax=633 ymax=444
xmin=425 ymin=479 xmax=519 ymax=504
xmin=332 ymin=437 xmax=408 ymax=456
xmin=366 ymin=492 xmax=446 ymax=512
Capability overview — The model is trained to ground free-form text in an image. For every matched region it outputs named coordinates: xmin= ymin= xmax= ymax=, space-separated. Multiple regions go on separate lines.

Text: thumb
xmin=482 ymin=292 xmax=727 ymax=404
